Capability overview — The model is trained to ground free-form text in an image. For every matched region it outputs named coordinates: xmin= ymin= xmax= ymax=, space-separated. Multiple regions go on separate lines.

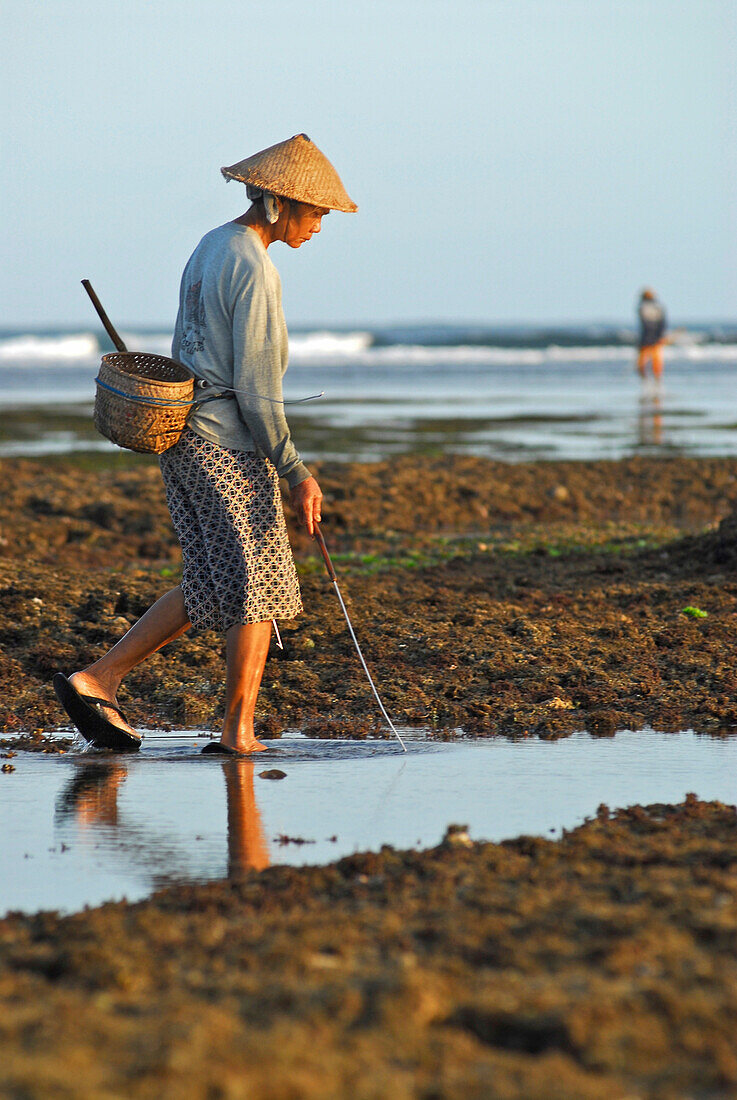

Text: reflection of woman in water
xmin=57 ymin=762 xmax=128 ymax=828
xmin=58 ymin=758 xmax=269 ymax=877
xmin=54 ymin=135 xmax=357 ymax=756
xmin=637 ymin=288 xmax=667 ymax=381
xmin=224 ymin=761 xmax=269 ymax=873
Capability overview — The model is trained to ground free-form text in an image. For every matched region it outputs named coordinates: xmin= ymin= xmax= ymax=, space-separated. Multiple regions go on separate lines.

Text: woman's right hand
xmin=289 ymin=476 xmax=323 ymax=536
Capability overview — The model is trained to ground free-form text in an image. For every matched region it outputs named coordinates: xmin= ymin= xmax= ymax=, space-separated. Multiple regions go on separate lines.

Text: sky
xmin=1 ymin=0 xmax=735 ymax=329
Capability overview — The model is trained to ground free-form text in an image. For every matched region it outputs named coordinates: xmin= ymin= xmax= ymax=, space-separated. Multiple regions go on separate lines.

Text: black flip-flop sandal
xmin=52 ymin=673 xmax=142 ymax=752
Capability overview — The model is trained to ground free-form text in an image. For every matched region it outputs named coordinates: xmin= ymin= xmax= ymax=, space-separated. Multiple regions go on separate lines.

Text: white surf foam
xmin=0 ymin=333 xmax=99 ymax=362
xmin=289 ymin=331 xmax=373 ymax=359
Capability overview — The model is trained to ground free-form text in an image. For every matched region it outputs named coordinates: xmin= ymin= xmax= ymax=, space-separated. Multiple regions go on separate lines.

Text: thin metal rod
xmin=272 ymin=619 xmax=283 ymax=649
xmin=330 ymin=580 xmax=407 ymax=752
xmin=314 ymin=524 xmax=406 ymax=752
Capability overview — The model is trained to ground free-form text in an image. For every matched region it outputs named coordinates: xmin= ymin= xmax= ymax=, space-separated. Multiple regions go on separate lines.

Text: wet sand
xmin=1 ymin=452 xmax=737 ymax=739
xmin=1 ymin=797 xmax=736 ymax=1098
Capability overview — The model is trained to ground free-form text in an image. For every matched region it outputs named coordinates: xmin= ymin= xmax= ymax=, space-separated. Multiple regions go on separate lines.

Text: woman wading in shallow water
xmin=54 ymin=134 xmax=357 ymax=754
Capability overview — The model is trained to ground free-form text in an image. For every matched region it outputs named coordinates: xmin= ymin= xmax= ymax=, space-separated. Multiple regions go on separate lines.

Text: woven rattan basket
xmin=94 ymin=352 xmax=195 ymax=455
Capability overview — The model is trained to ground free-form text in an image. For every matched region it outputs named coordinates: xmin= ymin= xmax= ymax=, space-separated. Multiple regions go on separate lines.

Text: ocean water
xmin=1 ymin=323 xmax=736 ymax=461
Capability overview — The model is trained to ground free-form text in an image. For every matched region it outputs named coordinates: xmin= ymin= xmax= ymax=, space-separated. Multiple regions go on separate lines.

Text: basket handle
xmin=81 ymin=280 xmax=128 ymax=353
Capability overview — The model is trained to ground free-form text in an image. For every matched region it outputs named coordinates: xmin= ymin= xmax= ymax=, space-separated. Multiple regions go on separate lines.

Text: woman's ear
xmin=273 ymin=196 xmax=287 ymax=225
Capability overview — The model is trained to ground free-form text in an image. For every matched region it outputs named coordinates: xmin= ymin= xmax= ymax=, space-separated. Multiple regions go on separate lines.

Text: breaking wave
xmin=0 ymin=323 xmax=735 ymax=370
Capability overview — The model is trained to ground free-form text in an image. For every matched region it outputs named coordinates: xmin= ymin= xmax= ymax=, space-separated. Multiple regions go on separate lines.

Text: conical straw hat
xmin=221 ymin=133 xmax=357 ymax=213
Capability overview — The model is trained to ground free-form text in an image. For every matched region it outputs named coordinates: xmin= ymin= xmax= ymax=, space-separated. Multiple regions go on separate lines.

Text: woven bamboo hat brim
xmin=221 ymin=133 xmax=357 ymax=214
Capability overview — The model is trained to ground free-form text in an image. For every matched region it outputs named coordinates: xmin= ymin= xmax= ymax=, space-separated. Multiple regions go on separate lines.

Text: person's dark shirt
xmin=638 ymin=300 xmax=666 ymax=348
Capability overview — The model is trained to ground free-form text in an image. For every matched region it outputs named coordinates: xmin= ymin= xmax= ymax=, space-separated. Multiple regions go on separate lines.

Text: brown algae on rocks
xmin=2 ymin=454 xmax=737 ymax=739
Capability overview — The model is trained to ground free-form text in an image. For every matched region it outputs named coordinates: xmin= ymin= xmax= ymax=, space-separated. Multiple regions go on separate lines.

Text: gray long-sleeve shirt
xmin=171 ymin=222 xmax=311 ymax=488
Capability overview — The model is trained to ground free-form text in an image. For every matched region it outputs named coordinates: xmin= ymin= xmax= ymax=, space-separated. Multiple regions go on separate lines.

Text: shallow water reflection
xmin=637 ymin=388 xmax=664 ymax=449
xmin=224 ymin=761 xmax=271 ymax=875
xmin=2 ymin=730 xmax=736 ymax=916
xmin=55 ymin=757 xmax=272 ymax=882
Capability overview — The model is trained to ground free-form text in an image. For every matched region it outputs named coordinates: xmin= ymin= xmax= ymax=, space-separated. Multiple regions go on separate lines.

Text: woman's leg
xmin=220 ymin=620 xmax=272 ymax=752
xmin=69 ymin=586 xmax=191 ymax=733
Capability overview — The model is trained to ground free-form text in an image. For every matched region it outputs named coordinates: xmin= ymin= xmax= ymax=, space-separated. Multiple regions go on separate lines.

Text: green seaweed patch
xmin=295 ymin=526 xmax=677 ymax=578
xmin=297 ymin=546 xmax=446 ymax=576
xmin=681 ymin=606 xmax=708 ymax=619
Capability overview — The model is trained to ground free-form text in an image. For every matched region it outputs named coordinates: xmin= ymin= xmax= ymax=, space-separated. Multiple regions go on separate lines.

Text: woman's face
xmin=282 ymin=201 xmax=329 ymax=248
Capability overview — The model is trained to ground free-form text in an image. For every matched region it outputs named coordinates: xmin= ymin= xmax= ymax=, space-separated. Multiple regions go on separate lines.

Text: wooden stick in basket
xmin=81 ymin=279 xmax=128 ymax=353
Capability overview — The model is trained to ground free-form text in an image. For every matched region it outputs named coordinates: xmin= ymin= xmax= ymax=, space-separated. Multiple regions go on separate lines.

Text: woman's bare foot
xmin=220 ymin=735 xmax=268 ymax=754
xmin=68 ymin=671 xmax=139 ymax=739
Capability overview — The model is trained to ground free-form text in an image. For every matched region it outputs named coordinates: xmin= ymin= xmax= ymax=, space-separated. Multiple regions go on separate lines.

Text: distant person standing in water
xmin=636 ymin=288 xmax=667 ymax=381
